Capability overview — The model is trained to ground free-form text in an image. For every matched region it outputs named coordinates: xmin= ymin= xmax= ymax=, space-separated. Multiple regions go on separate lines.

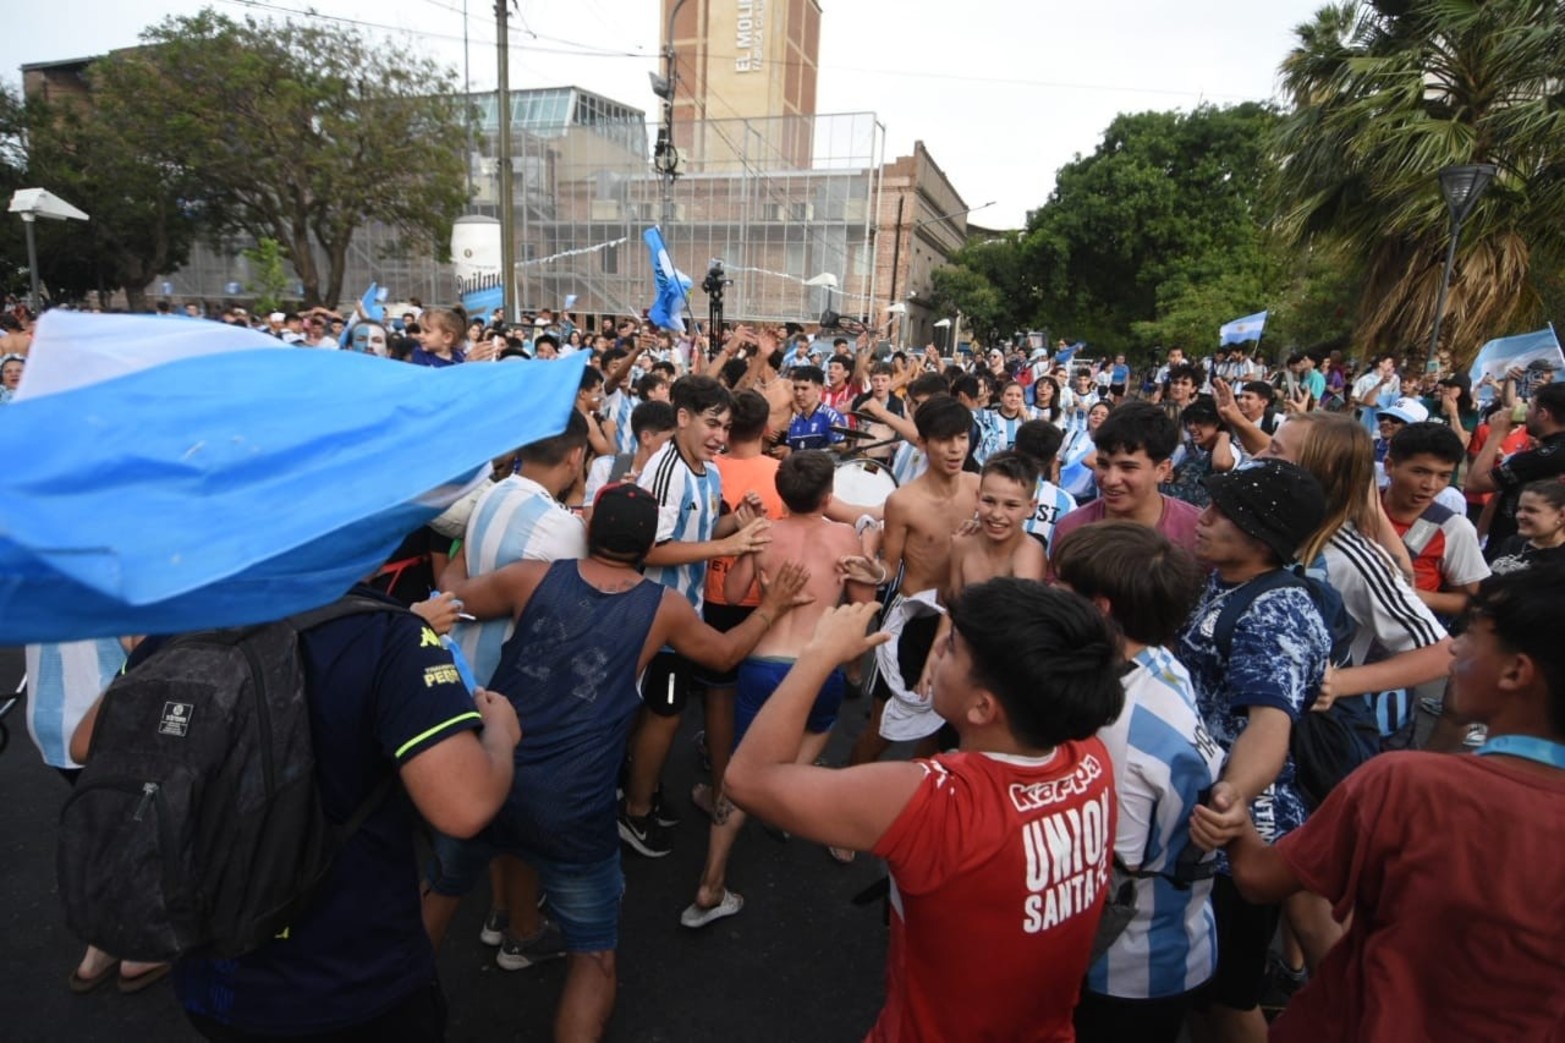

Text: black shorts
xmin=640 ymin=650 xmax=694 ymax=717
xmin=692 ymin=602 xmax=754 ymax=689
xmin=1109 ymin=383 xmax=1126 ymax=397
xmin=1191 ymin=874 xmax=1281 ymax=1012
xmin=872 ymin=611 xmax=941 ymax=703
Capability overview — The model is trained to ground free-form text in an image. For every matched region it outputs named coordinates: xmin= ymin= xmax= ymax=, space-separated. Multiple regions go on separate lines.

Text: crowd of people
xmin=15 ymin=290 xmax=1565 ymax=1043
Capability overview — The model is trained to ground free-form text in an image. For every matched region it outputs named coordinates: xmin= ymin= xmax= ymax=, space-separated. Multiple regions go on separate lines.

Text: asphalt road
xmin=0 ymin=646 xmax=891 ymax=1042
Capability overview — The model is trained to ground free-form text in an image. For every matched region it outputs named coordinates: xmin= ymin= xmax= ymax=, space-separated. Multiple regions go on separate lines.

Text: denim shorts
xmin=426 ymin=834 xmax=624 ymax=952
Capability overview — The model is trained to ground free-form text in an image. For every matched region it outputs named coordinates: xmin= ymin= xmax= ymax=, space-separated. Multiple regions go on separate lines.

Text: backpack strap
xmin=1212 ymin=569 xmax=1303 ymax=661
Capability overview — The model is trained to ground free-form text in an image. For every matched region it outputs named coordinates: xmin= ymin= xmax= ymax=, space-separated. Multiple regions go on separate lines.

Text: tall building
xmin=663 ymin=0 xmax=822 ymax=169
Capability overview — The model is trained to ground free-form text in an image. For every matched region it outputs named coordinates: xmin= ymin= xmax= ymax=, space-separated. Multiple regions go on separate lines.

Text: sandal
xmin=117 ymin=963 xmax=171 ymax=994
xmin=68 ymin=960 xmax=120 ymax=995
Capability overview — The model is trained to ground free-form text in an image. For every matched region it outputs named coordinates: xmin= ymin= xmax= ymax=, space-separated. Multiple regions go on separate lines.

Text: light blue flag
xmin=1055 ymin=341 xmax=1084 ymax=365
xmin=1220 ymin=310 xmax=1268 ymax=346
xmin=0 ymin=314 xmax=588 ymax=643
xmin=1468 ymin=326 xmax=1563 ymax=386
xmin=461 ymin=285 xmax=504 ymax=316
xmin=359 ymin=281 xmax=386 ymax=322
xmin=643 ymin=226 xmax=692 ymax=334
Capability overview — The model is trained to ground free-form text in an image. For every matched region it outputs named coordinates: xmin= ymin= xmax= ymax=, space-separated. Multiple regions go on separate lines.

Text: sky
xmin=9 ymin=0 xmax=1330 ymax=230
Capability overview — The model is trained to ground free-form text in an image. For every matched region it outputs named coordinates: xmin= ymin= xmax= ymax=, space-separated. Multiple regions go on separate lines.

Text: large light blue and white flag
xmin=1055 ymin=341 xmax=1084 ymax=365
xmin=1 ymin=311 xmax=586 ymax=643
xmin=643 ymin=226 xmax=692 ymax=334
xmin=1220 ymin=310 xmax=1268 ymax=346
xmin=1468 ymin=326 xmax=1562 ymax=386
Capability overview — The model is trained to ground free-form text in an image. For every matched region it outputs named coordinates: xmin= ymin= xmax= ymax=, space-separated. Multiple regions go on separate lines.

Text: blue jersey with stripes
xmin=890 ymin=440 xmax=928 ymax=487
xmin=450 ymin=475 xmax=588 ymax=686
xmin=1087 ymin=646 xmax=1223 ymax=999
xmin=1023 ymin=479 xmax=1077 ymax=555
xmin=25 ymin=639 xmax=126 ymax=768
xmin=983 ymin=409 xmax=1033 ymax=461
xmin=639 ymin=440 xmax=724 ymax=610
xmin=603 ymin=388 xmax=640 ymax=455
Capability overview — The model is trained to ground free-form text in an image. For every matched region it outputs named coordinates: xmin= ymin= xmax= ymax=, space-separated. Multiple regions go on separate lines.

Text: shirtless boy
xmin=681 ymin=451 xmax=877 ymax=927
xmin=845 ymin=395 xmax=981 ymax=773
xmin=916 ymin=451 xmax=1046 ymax=693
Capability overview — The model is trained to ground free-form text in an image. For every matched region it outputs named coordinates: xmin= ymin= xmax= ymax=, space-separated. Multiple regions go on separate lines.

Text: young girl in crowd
xmin=1488 ymin=480 xmax=1565 ymax=575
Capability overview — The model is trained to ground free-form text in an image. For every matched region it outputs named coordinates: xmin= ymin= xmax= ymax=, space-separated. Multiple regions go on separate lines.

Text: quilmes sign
xmin=451 ymin=215 xmax=504 ymax=314
xmin=735 ymin=0 xmax=766 ymax=72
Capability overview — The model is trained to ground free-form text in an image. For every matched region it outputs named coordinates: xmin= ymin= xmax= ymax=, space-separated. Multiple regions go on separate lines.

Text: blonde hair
xmin=421 ymin=307 xmax=465 ymax=347
xmin=1284 ymin=412 xmax=1378 ymax=564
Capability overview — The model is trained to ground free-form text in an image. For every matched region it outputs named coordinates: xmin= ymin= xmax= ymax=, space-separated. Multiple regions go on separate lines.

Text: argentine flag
xmin=1055 ymin=341 xmax=1084 ymax=365
xmin=643 ymin=226 xmax=692 ymax=334
xmin=1219 ymin=311 xmax=1268 ymax=346
xmin=1 ymin=311 xmax=586 ymax=643
xmin=1468 ymin=326 xmax=1562 ymax=386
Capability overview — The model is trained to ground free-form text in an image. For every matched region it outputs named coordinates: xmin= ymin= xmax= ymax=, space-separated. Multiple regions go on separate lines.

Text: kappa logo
xmin=158 ymin=701 xmax=193 ymax=738
xmin=1007 ymin=755 xmax=1103 ymax=813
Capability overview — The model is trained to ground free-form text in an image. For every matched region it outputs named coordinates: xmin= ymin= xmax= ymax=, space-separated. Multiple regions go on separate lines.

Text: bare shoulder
xmin=1011 ymin=534 xmax=1047 ymax=580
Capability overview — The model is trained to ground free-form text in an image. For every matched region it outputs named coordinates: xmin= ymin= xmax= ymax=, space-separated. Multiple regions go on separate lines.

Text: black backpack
xmin=58 ymin=596 xmax=403 ymax=962
xmin=1211 ymin=567 xmax=1380 ymax=810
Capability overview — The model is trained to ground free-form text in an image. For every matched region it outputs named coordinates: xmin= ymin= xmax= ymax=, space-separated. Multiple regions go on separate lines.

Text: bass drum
xmin=834 ymin=457 xmax=898 ymax=509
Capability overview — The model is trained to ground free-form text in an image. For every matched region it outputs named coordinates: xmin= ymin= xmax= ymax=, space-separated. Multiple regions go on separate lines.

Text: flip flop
xmin=117 ymin=963 xmax=171 ymax=994
xmin=827 ymin=846 xmax=857 ymax=865
xmin=679 ymin=890 xmax=744 ymax=929
xmin=68 ymin=960 xmax=120 ymax=994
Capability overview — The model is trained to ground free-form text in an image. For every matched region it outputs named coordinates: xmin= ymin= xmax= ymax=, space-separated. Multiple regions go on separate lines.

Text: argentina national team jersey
xmin=1023 ymin=478 xmax=1077 ymax=554
xmin=890 ymin=440 xmax=928 ymax=487
xmin=1087 ymin=645 xmax=1223 ymax=1000
xmin=603 ymin=388 xmax=640 ymax=455
xmin=985 ymin=409 xmax=1031 ymax=460
xmin=639 ymin=441 xmax=723 ymax=610
xmin=451 ymin=475 xmax=587 ymax=686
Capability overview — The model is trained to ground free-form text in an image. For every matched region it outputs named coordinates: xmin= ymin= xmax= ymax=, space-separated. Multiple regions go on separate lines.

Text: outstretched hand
xmin=803 ymin=602 xmax=890 ymax=666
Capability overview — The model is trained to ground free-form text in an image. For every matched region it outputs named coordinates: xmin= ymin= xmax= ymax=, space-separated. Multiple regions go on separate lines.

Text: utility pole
xmin=652 ymin=0 xmax=688 ymax=229
xmin=495 ymin=0 xmax=516 ymax=322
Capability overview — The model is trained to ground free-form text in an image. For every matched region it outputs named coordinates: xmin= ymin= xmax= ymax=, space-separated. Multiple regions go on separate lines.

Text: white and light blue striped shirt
xmin=1087 ymin=645 xmax=1224 ymax=1000
xmin=1023 ymin=478 xmax=1077 ymax=555
xmin=985 ymin=409 xmax=1034 ymax=460
xmin=603 ymin=388 xmax=640 ymax=456
xmin=639 ymin=440 xmax=723 ymax=611
xmin=890 ymin=440 xmax=928 ymax=487
xmin=25 ymin=639 xmax=126 ymax=768
xmin=451 ymin=474 xmax=587 ymax=687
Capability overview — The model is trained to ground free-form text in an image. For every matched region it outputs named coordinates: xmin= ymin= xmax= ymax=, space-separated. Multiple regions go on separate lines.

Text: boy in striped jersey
xmin=1055 ymin=522 xmax=1223 ymax=1041
xmin=621 ymin=376 xmax=772 ymax=856
xmin=1014 ymin=419 xmax=1077 ymax=557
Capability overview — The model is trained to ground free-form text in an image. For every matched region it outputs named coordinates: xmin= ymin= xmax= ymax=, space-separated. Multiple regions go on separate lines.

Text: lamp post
xmin=1426 ymin=163 xmax=1497 ymax=375
xmin=8 ymin=188 xmax=90 ymax=312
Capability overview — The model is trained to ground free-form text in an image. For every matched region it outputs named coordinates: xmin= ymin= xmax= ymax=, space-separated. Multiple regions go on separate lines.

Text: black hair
xmin=791 ymin=365 xmax=826 ymax=387
xmin=914 ymin=394 xmax=972 ymax=442
xmin=948 ymin=578 xmax=1125 ymax=747
xmin=579 ymin=366 xmax=604 ymax=391
xmin=630 ymin=400 xmax=676 ymax=442
xmin=1014 ymin=419 xmax=1064 ymax=469
xmin=951 ymin=374 xmax=981 ymax=401
xmin=1520 ymin=479 xmax=1565 ymax=511
xmin=1181 ymin=398 xmax=1221 ymax=427
xmin=651 ymin=360 xmax=678 ymax=377
xmin=534 ymin=333 xmax=560 ymax=350
xmin=767 ymin=348 xmax=786 ymax=372
xmin=1464 ymin=564 xmax=1565 ymax=736
xmin=635 ymin=372 xmax=667 ymax=400
xmin=776 ymin=450 xmax=836 ymax=514
xmin=518 ymin=409 xmax=589 ymax=466
xmin=1387 ymin=421 xmax=1465 ymax=467
xmin=1092 ymin=400 xmax=1180 ymax=463
xmin=833 ymin=338 xmax=850 ymax=349
xmin=727 ymin=389 xmax=771 ymax=444
xmin=670 ymin=374 xmax=732 ymax=419
xmin=1166 ymin=363 xmax=1200 ymax=386
xmin=1031 ymin=376 xmax=1063 ymax=422
xmin=828 ymin=353 xmax=854 ymax=374
xmin=1053 ymin=522 xmax=1204 ymax=648
xmin=943 ymin=364 xmax=967 ymax=386
xmin=1535 ymin=383 xmax=1565 ymax=423
xmin=1241 ymin=381 xmax=1275 ymax=403
xmin=980 ymin=449 xmax=1040 ymax=494
xmin=909 ymin=372 xmax=949 ymax=399
xmin=719 ymin=357 xmax=749 ymax=389
xmin=601 ymin=347 xmax=629 ymax=368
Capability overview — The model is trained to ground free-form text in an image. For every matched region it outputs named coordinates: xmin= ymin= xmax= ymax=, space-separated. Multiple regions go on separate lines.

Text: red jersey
xmin=870 ymin=742 xmax=1116 ymax=1043
xmin=823 ymin=380 xmax=865 ymax=423
xmin=1274 ymin=751 xmax=1565 ymax=1043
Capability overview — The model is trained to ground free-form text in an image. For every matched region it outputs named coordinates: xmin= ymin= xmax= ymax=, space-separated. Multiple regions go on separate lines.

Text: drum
xmin=834 ymin=458 xmax=898 ymax=508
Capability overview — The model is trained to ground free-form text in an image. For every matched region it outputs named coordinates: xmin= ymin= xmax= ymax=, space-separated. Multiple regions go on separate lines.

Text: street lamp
xmin=9 ymin=188 xmax=90 ymax=313
xmin=1426 ymin=163 xmax=1498 ymax=374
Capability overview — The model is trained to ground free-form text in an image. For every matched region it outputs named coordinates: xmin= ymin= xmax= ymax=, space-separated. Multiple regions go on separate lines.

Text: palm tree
xmin=1271 ymin=0 xmax=1565 ymax=366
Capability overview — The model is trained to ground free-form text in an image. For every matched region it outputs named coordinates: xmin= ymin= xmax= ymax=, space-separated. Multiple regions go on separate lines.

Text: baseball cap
xmin=1203 ymin=459 xmax=1326 ymax=565
xmin=1378 ymin=397 xmax=1430 ymax=424
xmin=589 ymin=483 xmax=658 ymax=559
xmin=268 ymin=311 xmax=285 ymax=323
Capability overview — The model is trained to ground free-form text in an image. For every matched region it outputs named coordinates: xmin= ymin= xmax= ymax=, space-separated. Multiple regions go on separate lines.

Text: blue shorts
xmin=425 ymin=834 xmax=624 ymax=953
xmin=732 ymin=656 xmax=845 ymax=750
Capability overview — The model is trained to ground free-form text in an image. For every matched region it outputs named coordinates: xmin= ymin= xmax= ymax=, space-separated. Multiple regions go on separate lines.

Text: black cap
xmin=589 ymin=483 xmax=658 ymax=559
xmin=1203 ymin=460 xmax=1326 ymax=565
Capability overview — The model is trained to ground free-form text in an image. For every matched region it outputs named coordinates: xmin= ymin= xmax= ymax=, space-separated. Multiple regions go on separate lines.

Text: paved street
xmin=0 ymin=646 xmax=890 ymax=1042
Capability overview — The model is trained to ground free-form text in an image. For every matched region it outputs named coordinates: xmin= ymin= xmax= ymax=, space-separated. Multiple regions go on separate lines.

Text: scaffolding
xmin=158 ymin=92 xmax=886 ymax=328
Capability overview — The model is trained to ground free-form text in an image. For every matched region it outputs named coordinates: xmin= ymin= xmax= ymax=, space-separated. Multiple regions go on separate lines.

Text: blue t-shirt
xmin=787 ymin=404 xmax=846 ymax=452
xmin=1111 ymin=363 xmax=1130 ymax=384
xmin=409 ymin=346 xmax=465 ymax=367
xmin=1175 ymin=574 xmax=1329 ymax=852
xmin=171 ymin=588 xmax=483 ymax=1034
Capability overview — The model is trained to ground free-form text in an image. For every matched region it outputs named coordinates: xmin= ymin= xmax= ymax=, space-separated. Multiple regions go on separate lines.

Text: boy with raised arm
xmin=681 ymin=451 xmax=877 ymax=927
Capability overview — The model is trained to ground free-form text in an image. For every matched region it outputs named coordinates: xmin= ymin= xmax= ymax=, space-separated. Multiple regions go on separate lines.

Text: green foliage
xmin=0 ymin=83 xmax=199 ymax=307
xmin=1273 ymin=0 xmax=1565 ymax=363
xmin=242 ymin=237 xmax=291 ymax=315
xmin=87 ymin=7 xmax=469 ymax=306
xmin=927 ymin=263 xmax=1004 ymax=342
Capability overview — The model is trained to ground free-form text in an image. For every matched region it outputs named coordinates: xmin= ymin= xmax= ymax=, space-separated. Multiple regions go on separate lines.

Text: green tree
xmin=1273 ymin=0 xmax=1565 ymax=364
xmin=0 ymin=84 xmax=198 ymax=309
xmin=243 ymin=237 xmax=292 ymax=315
xmin=927 ymin=262 xmax=1005 ymax=342
xmin=89 ymin=8 xmax=469 ymax=307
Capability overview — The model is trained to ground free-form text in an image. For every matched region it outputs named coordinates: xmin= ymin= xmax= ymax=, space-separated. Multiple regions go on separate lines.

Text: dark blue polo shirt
xmin=158 ymin=586 xmax=482 ymax=1034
